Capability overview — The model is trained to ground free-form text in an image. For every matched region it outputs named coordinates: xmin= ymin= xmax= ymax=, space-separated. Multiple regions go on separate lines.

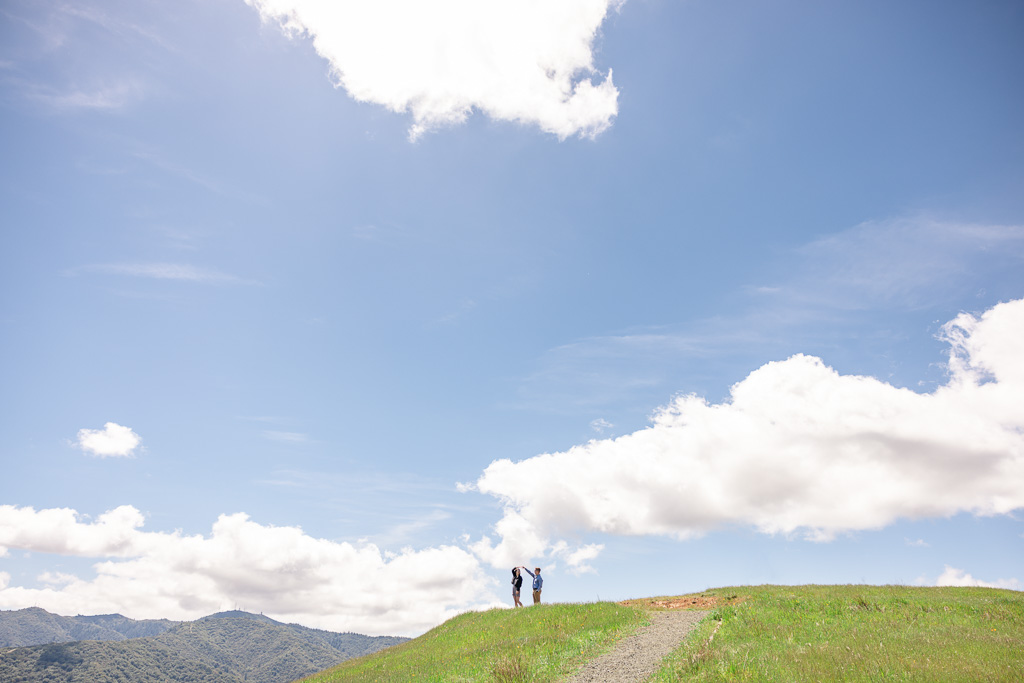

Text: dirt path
xmin=565 ymin=610 xmax=708 ymax=683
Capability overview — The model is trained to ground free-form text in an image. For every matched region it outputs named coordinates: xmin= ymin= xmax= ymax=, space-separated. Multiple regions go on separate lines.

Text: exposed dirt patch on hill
xmin=620 ymin=591 xmax=745 ymax=611
xmin=564 ymin=593 xmax=738 ymax=682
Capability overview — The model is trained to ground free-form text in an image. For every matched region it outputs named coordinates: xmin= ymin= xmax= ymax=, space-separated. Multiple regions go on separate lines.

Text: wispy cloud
xmin=127 ymin=151 xmax=232 ymax=197
xmin=6 ymin=1 xmax=174 ymax=53
xmin=69 ymin=263 xmax=254 ymax=285
xmin=374 ymin=509 xmax=454 ymax=548
xmin=253 ymin=469 xmax=476 ymax=548
xmin=256 ymin=469 xmax=453 ymax=497
xmin=152 ymin=226 xmax=203 ymax=252
xmin=350 ymin=224 xmax=408 ymax=244
xmin=778 ymin=217 xmax=1024 ymax=311
xmin=0 ymin=6 xmax=166 ymax=128
xmin=513 ymin=331 xmax=717 ymax=414
xmin=514 ymin=217 xmax=1024 ymax=412
xmin=122 ymin=149 xmax=269 ymax=203
xmin=1 ymin=3 xmax=69 ymax=52
xmin=25 ymin=80 xmax=142 ymax=110
xmin=434 ymin=299 xmax=478 ymax=325
xmin=261 ymin=430 xmax=312 ymax=443
xmin=58 ymin=3 xmax=175 ymax=52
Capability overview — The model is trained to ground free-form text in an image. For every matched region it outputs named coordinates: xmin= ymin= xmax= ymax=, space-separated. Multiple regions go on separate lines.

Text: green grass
xmin=299 ymin=586 xmax=1023 ymax=682
xmin=300 ymin=602 xmax=648 ymax=683
xmin=651 ymin=585 xmax=1024 ymax=682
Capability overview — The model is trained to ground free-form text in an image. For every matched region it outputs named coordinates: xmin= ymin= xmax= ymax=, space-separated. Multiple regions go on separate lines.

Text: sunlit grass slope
xmin=652 ymin=585 xmax=1024 ymax=682
xmin=300 ymin=602 xmax=647 ymax=683
xmin=302 ymin=585 xmax=1022 ymax=683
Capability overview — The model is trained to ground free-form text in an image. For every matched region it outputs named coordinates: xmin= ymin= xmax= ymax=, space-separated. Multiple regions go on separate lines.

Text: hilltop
xmin=301 ymin=585 xmax=1023 ymax=682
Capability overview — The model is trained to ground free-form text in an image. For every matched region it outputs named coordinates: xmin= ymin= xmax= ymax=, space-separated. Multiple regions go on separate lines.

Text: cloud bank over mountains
xmin=243 ymin=0 xmax=621 ymax=139
xmin=468 ymin=298 xmax=1024 ymax=568
xmin=0 ymin=506 xmax=492 ymax=636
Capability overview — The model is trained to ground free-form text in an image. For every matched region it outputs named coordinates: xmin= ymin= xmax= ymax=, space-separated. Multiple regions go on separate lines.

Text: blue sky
xmin=1 ymin=0 xmax=1022 ymax=636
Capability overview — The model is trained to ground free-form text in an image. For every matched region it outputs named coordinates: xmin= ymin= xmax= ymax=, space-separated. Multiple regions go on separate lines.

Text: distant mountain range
xmin=0 ymin=607 xmax=407 ymax=682
xmin=0 ymin=606 xmax=177 ymax=647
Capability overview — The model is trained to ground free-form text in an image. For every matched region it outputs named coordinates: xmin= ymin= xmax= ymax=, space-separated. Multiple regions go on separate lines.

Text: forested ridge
xmin=0 ymin=607 xmax=176 ymax=648
xmin=0 ymin=608 xmax=406 ymax=682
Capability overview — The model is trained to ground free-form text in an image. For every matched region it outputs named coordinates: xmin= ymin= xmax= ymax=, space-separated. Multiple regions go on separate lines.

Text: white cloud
xmin=0 ymin=506 xmax=144 ymax=557
xmin=76 ymin=422 xmax=142 ymax=458
xmin=38 ymin=572 xmax=80 ymax=587
xmin=934 ymin=566 xmax=1021 ymax=590
xmin=0 ymin=506 xmax=497 ymax=636
xmin=552 ymin=541 xmax=604 ymax=575
xmin=469 ymin=510 xmax=550 ymax=570
xmin=468 ymin=298 xmax=1024 ymax=564
xmin=590 ymin=418 xmax=613 ymax=433
xmin=904 ymin=538 xmax=929 ymax=548
xmin=244 ymin=0 xmax=621 ymax=140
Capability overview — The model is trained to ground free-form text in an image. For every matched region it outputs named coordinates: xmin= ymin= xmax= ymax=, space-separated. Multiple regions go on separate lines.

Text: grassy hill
xmin=646 ymin=585 xmax=1023 ymax=682
xmin=301 ymin=601 xmax=650 ymax=682
xmin=302 ymin=585 xmax=1023 ymax=682
xmin=0 ymin=610 xmax=406 ymax=683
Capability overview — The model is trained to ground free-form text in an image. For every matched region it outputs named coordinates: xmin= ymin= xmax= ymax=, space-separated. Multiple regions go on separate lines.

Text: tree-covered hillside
xmin=71 ymin=613 xmax=177 ymax=640
xmin=0 ymin=639 xmax=241 ymax=683
xmin=0 ymin=610 xmax=406 ymax=683
xmin=0 ymin=607 xmax=176 ymax=648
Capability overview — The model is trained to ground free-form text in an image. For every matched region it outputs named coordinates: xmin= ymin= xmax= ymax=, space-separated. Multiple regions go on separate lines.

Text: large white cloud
xmin=76 ymin=422 xmax=142 ymax=458
xmin=0 ymin=506 xmax=496 ymax=636
xmin=0 ymin=506 xmax=144 ymax=557
xmin=244 ymin=0 xmax=621 ymax=139
xmin=467 ymin=298 xmax=1024 ymax=567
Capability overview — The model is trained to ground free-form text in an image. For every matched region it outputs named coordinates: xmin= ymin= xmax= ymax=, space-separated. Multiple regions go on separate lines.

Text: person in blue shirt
xmin=519 ymin=566 xmax=543 ymax=604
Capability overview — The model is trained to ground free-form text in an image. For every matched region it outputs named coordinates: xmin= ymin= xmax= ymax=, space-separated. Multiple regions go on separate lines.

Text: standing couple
xmin=511 ymin=566 xmax=542 ymax=607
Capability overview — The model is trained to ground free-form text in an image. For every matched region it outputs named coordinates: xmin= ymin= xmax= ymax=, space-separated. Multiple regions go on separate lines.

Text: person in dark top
xmin=511 ymin=567 xmax=524 ymax=607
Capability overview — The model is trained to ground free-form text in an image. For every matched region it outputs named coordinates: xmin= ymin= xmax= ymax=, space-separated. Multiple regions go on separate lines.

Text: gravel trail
xmin=565 ymin=610 xmax=708 ymax=683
